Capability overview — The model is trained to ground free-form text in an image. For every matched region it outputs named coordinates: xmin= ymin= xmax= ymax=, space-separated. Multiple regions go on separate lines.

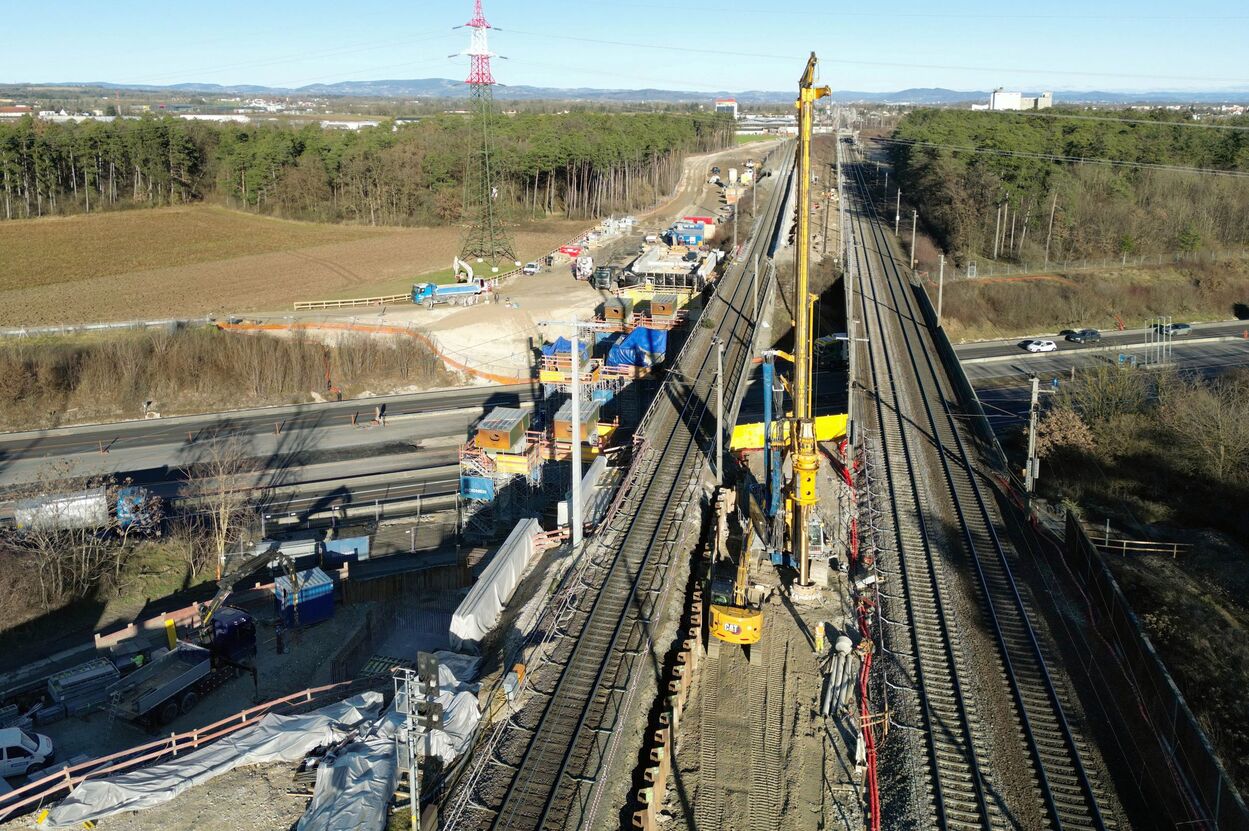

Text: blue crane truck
xmin=412 ymin=279 xmax=488 ymax=308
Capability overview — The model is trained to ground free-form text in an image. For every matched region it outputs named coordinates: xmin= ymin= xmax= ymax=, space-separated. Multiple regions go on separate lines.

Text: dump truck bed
xmin=108 ymin=644 xmax=211 ymax=718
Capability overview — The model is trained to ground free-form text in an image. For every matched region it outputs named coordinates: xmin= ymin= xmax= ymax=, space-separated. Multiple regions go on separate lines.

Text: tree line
xmin=0 ymin=111 xmax=732 ymax=225
xmin=888 ymin=108 xmax=1249 ymax=264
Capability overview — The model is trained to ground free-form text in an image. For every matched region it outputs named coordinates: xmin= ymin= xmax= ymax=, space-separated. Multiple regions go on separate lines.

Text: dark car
xmin=1066 ymin=328 xmax=1102 ymax=344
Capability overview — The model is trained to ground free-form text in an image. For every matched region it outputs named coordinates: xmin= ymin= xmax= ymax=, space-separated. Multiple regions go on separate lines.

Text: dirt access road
xmin=263 ymin=141 xmax=786 ymax=381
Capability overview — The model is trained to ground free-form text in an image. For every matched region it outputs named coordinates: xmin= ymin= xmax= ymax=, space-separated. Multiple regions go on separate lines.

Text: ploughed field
xmin=0 ymin=205 xmax=583 ymax=326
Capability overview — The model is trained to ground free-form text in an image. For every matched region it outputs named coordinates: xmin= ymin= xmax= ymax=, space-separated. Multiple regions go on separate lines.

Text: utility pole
xmin=715 ymin=337 xmax=724 ymax=486
xmin=569 ymin=321 xmax=583 ymax=548
xmin=937 ymin=254 xmax=945 ymax=325
xmin=1043 ymin=191 xmax=1058 ymax=267
xmin=1025 ymin=375 xmax=1041 ymax=495
xmin=910 ymin=210 xmax=918 ymax=269
xmin=993 ymin=203 xmax=1002 ymax=260
xmin=883 ymin=169 xmax=888 ymax=194
xmin=894 ymin=188 xmax=901 ymax=235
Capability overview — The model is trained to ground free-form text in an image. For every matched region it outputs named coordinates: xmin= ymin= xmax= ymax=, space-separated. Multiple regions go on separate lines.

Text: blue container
xmin=591 ymin=388 xmax=615 ymax=405
xmin=273 ymin=567 xmax=335 ymax=628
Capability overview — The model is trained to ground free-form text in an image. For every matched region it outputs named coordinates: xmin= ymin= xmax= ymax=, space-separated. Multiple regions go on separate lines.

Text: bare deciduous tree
xmin=1158 ymin=374 xmax=1249 ymax=483
xmin=1057 ymin=364 xmax=1150 ymax=424
xmin=181 ymin=434 xmax=257 ymax=579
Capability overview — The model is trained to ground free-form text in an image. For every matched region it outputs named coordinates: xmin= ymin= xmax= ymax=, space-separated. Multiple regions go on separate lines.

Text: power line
xmin=504 ymin=28 xmax=1249 ymax=85
xmin=587 ymin=2 xmax=1249 ymax=21
xmin=877 ymin=136 xmax=1249 ymax=178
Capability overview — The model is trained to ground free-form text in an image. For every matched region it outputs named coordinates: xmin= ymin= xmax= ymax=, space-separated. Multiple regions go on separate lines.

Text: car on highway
xmin=1023 ymin=339 xmax=1058 ymax=353
xmin=1065 ymin=328 xmax=1102 ymax=344
xmin=1165 ymin=322 xmax=1193 ymax=336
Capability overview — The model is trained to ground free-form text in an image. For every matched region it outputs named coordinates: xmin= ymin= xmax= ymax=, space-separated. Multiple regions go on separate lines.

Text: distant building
xmin=988 ymin=88 xmax=1053 ymax=111
xmin=0 ymin=105 xmax=33 ymax=119
xmin=714 ymin=98 xmax=739 ymax=119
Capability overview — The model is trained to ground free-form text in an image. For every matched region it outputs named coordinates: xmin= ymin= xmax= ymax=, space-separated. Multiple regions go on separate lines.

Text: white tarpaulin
xmin=557 ymin=455 xmax=611 ymax=528
xmin=449 ymin=517 xmax=541 ymax=651
xmin=297 ymin=652 xmax=481 ymax=831
xmin=42 ymin=693 xmax=382 ymax=828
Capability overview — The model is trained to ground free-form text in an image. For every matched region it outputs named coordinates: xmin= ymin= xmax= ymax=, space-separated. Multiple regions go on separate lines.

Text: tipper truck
xmin=412 ymin=279 xmax=488 ymax=308
xmin=107 ymin=608 xmax=256 ymax=726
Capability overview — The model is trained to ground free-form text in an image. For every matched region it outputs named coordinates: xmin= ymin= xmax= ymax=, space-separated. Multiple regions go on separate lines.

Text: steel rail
xmin=460 ymin=144 xmax=796 ymax=831
xmin=850 ymin=151 xmax=1112 ymax=830
xmin=850 ymin=164 xmax=995 ymax=829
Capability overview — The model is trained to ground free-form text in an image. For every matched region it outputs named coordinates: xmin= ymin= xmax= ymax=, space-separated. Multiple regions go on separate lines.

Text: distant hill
xmin=32 ymin=79 xmax=1249 ymax=105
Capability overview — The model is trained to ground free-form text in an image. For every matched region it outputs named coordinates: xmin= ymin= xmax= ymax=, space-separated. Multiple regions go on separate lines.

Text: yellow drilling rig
xmin=785 ymin=52 xmax=829 ymax=588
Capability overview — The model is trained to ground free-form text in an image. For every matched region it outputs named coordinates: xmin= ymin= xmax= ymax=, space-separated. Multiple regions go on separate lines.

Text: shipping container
xmin=651 ymin=295 xmax=679 ymax=320
xmin=554 ymin=399 xmax=601 ymax=442
xmin=476 ymin=407 xmax=531 ymax=452
xmin=603 ymin=297 xmax=634 ymax=322
xmin=273 ymin=567 xmax=335 ymax=628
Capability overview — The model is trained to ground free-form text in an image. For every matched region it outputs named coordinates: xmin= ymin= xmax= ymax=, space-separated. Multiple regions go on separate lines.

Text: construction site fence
xmin=0 ymin=676 xmax=386 ymax=823
xmin=1062 ymin=514 xmax=1249 ymax=829
xmin=946 ymin=247 xmax=1249 ymax=282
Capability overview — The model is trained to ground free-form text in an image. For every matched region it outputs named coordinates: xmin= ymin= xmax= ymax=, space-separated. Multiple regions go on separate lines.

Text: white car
xmin=0 ymin=728 xmax=55 ymax=778
xmin=521 ymin=262 xmax=540 ymax=275
xmin=1024 ymin=339 xmax=1058 ymax=353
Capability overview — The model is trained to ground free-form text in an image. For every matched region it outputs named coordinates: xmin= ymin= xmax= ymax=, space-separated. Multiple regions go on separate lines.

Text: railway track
xmin=445 ymin=142 xmax=796 ymax=831
xmin=847 ymin=148 xmax=1116 ymax=830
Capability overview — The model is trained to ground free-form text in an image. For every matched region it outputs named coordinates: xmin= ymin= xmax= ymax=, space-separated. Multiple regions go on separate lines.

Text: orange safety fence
xmin=0 ymin=678 xmax=378 ymax=822
xmin=216 ymin=321 xmax=528 ymax=386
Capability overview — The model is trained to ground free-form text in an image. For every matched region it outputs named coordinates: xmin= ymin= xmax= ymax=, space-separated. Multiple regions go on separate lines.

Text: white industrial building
xmin=714 ymin=98 xmax=739 ymax=119
xmin=987 ymin=89 xmax=1053 ymax=111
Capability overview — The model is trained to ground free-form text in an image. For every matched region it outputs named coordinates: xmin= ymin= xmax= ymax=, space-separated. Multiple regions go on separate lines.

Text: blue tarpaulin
xmin=606 ymin=327 xmax=668 ymax=368
xmin=541 ymin=337 xmax=590 ymax=361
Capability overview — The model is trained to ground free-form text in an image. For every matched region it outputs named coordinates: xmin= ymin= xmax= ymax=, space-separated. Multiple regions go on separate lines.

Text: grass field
xmin=0 ymin=206 xmax=585 ymax=326
xmin=939 ymin=258 xmax=1249 ymax=342
xmin=735 ymin=133 xmax=775 ymax=144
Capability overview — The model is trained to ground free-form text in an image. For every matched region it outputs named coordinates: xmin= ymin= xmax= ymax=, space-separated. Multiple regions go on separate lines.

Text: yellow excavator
xmin=709 ymin=487 xmax=763 ymax=650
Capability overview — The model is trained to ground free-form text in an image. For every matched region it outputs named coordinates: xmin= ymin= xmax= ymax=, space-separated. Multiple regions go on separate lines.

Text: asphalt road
xmin=0 ymin=384 xmax=534 ymax=489
xmin=953 ymin=321 xmax=1249 ymax=382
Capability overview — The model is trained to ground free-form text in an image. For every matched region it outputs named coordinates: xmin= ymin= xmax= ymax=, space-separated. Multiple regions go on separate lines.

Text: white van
xmin=0 ymin=728 xmax=55 ymax=778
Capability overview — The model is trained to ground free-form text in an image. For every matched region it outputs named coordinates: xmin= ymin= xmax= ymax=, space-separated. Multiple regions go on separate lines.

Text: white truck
xmin=574 ymin=255 xmax=594 ymax=281
xmin=0 ymin=728 xmax=55 ymax=779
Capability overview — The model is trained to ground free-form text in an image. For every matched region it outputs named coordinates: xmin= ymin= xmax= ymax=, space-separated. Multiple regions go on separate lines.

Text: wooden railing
xmin=292 ymin=293 xmax=410 ymax=311
xmin=1095 ymin=537 xmax=1191 ymax=559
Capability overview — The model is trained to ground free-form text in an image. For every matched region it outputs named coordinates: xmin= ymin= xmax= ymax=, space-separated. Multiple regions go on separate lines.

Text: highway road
xmin=0 ymin=384 xmax=533 ymax=489
xmin=952 ymin=321 xmax=1249 ymax=382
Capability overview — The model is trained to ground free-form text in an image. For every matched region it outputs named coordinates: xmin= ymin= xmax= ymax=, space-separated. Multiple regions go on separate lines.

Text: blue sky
xmin=2 ymin=0 xmax=1247 ymax=92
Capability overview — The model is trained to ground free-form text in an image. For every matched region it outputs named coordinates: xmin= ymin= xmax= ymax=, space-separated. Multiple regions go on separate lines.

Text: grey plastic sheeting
xmin=44 ymin=693 xmax=383 ymax=828
xmin=449 ymin=517 xmax=542 ymax=651
xmin=297 ymin=652 xmax=481 ymax=831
